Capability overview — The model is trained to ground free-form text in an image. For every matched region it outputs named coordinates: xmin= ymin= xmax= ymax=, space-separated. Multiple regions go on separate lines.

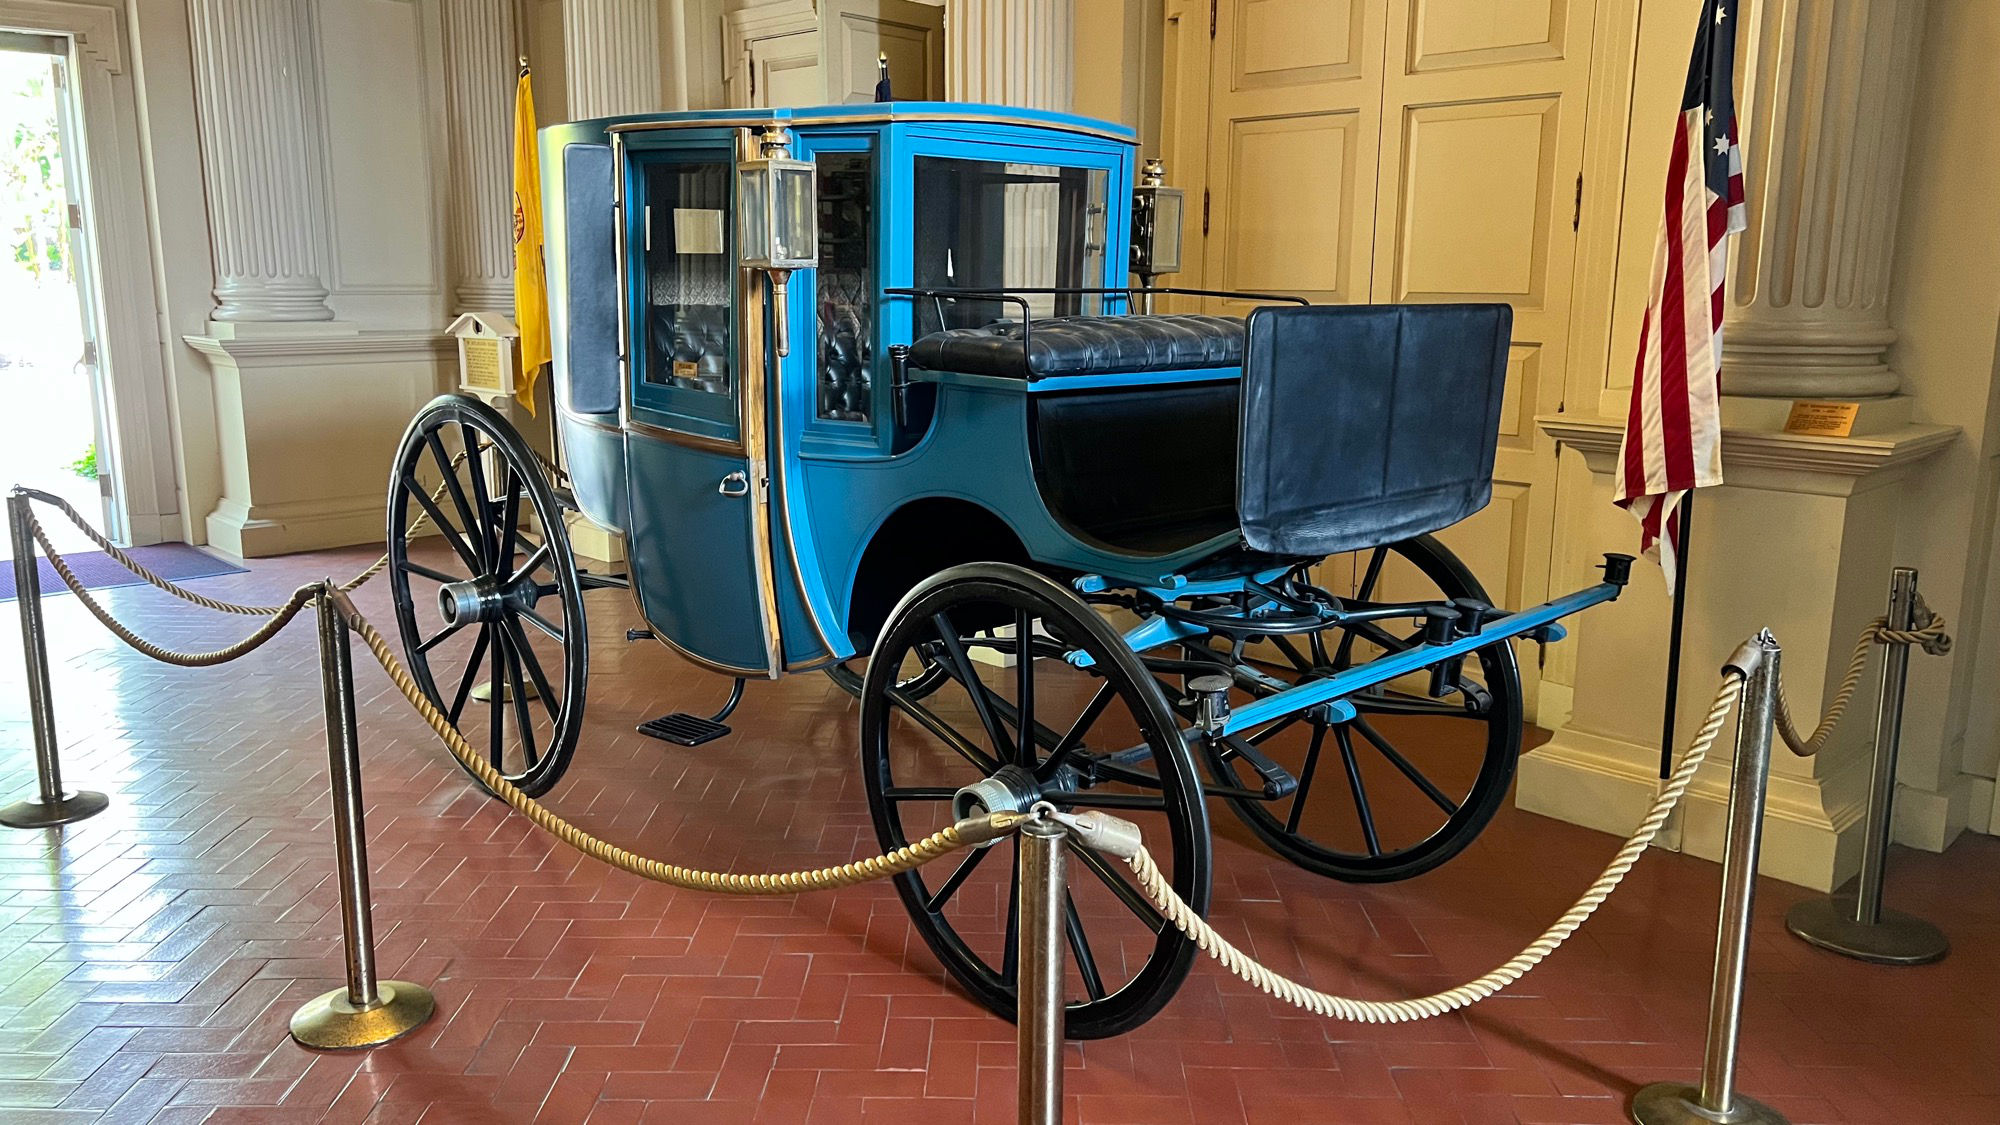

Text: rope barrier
xmin=15 ymin=445 xmax=569 ymax=615
xmin=1104 ymin=670 xmax=1746 ymax=1024
xmin=1775 ymin=595 xmax=1950 ymax=757
xmin=329 ymin=589 xmax=1010 ymax=894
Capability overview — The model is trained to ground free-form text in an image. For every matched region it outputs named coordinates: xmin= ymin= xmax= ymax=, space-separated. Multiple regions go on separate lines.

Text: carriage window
xmin=912 ymin=157 xmax=1108 ymax=337
xmin=642 ymin=161 xmax=733 ymax=396
xmin=816 ymin=152 xmax=874 ymax=422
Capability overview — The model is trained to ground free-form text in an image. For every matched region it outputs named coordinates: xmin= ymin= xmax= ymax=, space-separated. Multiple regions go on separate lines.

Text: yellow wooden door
xmin=1199 ymin=0 xmax=1389 ymax=311
xmin=1363 ymin=0 xmax=1598 ymax=712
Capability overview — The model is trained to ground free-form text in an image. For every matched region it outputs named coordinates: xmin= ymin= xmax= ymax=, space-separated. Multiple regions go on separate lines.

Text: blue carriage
xmin=384 ymin=103 xmax=1632 ymax=1037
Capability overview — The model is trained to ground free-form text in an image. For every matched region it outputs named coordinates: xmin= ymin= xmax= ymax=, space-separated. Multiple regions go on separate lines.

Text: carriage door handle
xmin=717 ymin=471 xmax=750 ymax=498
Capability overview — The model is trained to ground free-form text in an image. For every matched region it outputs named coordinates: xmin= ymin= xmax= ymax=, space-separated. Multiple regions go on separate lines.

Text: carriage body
xmin=541 ymin=104 xmax=1279 ymax=677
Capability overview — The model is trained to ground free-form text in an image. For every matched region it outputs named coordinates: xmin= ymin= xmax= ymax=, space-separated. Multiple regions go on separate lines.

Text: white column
xmin=562 ymin=0 xmax=661 ymax=120
xmin=1721 ymin=0 xmax=1928 ymax=399
xmin=442 ymin=0 xmax=518 ymax=314
xmin=186 ymin=0 xmax=335 ymax=322
xmin=947 ymin=0 xmax=1074 ymax=111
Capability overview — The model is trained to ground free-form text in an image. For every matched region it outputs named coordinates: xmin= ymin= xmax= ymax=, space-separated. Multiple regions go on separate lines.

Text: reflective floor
xmin=0 ymin=544 xmax=1994 ymax=1123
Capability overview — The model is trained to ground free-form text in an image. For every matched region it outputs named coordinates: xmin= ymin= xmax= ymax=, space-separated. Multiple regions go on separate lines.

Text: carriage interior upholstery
xmin=1006 ymin=303 xmax=1514 ymax=561
xmin=909 ymin=313 xmax=1246 ymax=380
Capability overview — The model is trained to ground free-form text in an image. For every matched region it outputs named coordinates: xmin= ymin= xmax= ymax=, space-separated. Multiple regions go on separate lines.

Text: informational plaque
xmin=461 ymin=336 xmax=505 ymax=394
xmin=1783 ymin=401 xmax=1861 ymax=437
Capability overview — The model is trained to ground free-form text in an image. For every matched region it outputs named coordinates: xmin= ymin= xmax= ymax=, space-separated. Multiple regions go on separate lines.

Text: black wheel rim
xmin=860 ymin=564 xmax=1210 ymax=1040
xmin=386 ymin=395 xmax=588 ymax=799
xmin=1202 ymin=535 xmax=1522 ymax=882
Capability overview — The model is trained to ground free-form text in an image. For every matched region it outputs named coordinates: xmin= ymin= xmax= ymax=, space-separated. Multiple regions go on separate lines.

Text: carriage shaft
xmin=1220 ymin=581 xmax=1623 ymax=735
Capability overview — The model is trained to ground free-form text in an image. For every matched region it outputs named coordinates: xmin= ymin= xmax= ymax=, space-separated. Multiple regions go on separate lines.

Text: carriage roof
xmin=560 ymin=102 xmax=1139 ymax=144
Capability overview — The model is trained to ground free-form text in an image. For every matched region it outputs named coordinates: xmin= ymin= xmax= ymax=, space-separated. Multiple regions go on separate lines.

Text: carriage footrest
xmin=637 ymin=712 xmax=732 ymax=746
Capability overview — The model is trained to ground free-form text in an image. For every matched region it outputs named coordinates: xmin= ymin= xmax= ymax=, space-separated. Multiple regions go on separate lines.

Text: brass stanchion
xmin=1017 ymin=808 xmax=1067 ymax=1125
xmin=290 ymin=587 xmax=435 ymax=1049
xmin=1 ymin=489 xmax=108 ymax=829
xmin=1631 ymin=632 xmax=1790 ymax=1125
xmin=1784 ymin=568 xmax=1949 ymax=965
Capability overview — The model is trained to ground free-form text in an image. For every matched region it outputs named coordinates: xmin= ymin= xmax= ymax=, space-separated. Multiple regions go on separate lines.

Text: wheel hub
xmin=952 ymin=765 xmax=1043 ymax=840
xmin=437 ymin=573 xmax=539 ymax=626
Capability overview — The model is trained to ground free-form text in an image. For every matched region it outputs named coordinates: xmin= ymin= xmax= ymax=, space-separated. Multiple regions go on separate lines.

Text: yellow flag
xmin=512 ymin=67 xmax=550 ymax=416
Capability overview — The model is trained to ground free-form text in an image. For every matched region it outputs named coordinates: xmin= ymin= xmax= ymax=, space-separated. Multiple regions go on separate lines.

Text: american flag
xmin=1613 ymin=0 xmax=1746 ymax=590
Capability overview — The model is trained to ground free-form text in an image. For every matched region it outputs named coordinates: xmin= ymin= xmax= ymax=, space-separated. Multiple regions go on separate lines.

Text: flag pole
xmin=1659 ymin=492 xmax=1693 ymax=778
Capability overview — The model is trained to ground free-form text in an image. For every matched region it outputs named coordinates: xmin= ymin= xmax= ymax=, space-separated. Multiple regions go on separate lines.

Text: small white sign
xmin=674 ymin=208 xmax=725 ymax=254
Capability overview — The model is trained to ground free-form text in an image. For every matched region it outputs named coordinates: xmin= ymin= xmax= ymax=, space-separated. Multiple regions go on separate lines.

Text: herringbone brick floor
xmin=0 ymin=544 xmax=1994 ymax=1124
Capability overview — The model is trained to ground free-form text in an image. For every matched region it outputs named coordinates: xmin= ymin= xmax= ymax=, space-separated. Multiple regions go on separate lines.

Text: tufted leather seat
xmin=909 ymin=313 xmax=1245 ymax=380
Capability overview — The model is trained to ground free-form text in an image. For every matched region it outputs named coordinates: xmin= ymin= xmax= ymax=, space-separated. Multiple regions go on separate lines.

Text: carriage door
xmin=621 ymin=137 xmax=785 ymax=676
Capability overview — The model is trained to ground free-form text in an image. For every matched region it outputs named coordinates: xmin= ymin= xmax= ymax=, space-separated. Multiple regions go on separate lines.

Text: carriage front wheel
xmin=861 ymin=563 xmax=1210 ymax=1040
xmin=386 ymin=394 xmax=589 ymax=799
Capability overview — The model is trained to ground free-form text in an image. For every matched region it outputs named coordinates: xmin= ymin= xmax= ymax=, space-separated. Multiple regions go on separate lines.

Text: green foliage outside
xmin=2 ymin=72 xmax=67 ymax=280
xmin=68 ymin=442 xmax=96 ymax=480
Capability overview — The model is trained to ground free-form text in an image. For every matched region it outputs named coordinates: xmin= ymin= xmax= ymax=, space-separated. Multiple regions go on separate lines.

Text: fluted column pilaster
xmin=442 ymin=0 xmax=518 ymax=314
xmin=946 ymin=0 xmax=1074 ymax=111
xmin=1722 ymin=0 xmax=1928 ymax=398
xmin=187 ymin=0 xmax=334 ymax=322
xmin=562 ymin=0 xmax=661 ymax=120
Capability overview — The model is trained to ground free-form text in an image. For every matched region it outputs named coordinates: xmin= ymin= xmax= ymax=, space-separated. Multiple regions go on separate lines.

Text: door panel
xmin=823 ymin=0 xmax=945 ymax=104
xmin=1371 ymin=0 xmax=1597 ymax=712
xmin=1203 ymin=0 xmax=1385 ymax=309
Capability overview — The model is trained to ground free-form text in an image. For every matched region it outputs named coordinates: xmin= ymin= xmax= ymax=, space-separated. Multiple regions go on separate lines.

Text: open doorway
xmin=0 ymin=31 xmax=115 ymax=559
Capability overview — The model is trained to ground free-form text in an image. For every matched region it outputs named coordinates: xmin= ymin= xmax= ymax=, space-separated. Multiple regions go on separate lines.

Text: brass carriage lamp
xmin=738 ymin=126 xmax=819 ymax=357
xmin=1130 ymin=158 xmax=1184 ymax=314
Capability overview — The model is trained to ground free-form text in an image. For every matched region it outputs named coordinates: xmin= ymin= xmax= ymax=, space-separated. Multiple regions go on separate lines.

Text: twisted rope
xmin=1118 ymin=671 xmax=1746 ymax=1024
xmin=333 ymin=591 xmax=998 ymax=894
xmin=27 ymin=517 xmax=318 ymax=666
xmin=1775 ymin=595 xmax=1951 ymax=757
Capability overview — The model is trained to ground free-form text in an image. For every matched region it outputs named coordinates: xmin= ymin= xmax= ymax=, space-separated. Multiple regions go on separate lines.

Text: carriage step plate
xmin=637 ymin=713 xmax=732 ymax=746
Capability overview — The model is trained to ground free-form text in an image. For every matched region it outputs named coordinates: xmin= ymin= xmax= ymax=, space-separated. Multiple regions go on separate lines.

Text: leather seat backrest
xmin=1237 ymin=303 xmax=1513 ymax=557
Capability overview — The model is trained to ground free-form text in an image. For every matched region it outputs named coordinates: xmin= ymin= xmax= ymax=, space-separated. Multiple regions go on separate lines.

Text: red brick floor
xmin=0 ymin=544 xmax=1995 ymax=1124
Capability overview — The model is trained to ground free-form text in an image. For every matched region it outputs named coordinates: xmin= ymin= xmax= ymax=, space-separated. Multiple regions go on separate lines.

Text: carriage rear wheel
xmin=387 ymin=394 xmax=588 ymax=799
xmin=1202 ymin=534 xmax=1523 ymax=883
xmin=861 ymin=563 xmax=1210 ymax=1039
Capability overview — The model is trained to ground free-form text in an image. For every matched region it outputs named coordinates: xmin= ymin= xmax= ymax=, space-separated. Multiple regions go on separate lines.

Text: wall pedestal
xmin=1524 ymin=413 xmax=1955 ymax=890
xmin=188 ymin=330 xmax=452 ymax=557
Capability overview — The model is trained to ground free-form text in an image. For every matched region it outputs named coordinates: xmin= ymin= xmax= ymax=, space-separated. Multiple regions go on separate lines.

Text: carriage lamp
xmin=739 ymin=126 xmax=819 ymax=357
xmin=1130 ymin=157 xmax=1185 ymax=313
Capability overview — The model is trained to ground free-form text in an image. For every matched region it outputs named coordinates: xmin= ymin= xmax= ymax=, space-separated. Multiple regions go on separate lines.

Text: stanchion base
xmin=1631 ymin=1082 xmax=1790 ymax=1125
xmin=289 ymin=980 xmax=435 ymax=1049
xmin=0 ymin=789 xmax=108 ymax=829
xmin=1785 ymin=895 xmax=1948 ymax=965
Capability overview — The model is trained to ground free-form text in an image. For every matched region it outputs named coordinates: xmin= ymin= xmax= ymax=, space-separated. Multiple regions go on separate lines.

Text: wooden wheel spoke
xmin=461 ymin=424 xmax=497 ymax=563
xmin=495 ymin=459 xmax=523 ymax=577
xmin=1067 ymin=841 xmax=1165 ymax=934
xmin=885 ymin=685 xmax=1001 ymax=775
xmin=487 ymin=625 xmax=506 ymax=770
xmin=500 ymin=628 xmax=539 ymax=770
xmin=1334 ymin=547 xmax=1389 ymax=666
xmin=929 ymin=612 xmax=1015 ymax=763
xmin=1269 ymin=634 xmax=1314 ymax=673
xmin=510 ymin=541 xmax=552 ymax=585
xmin=923 ymin=842 xmax=992 ymax=914
xmin=1246 ymin=713 xmax=1303 ymax=747
xmin=401 ymin=471 xmax=480 ymax=570
xmin=1333 ymin=725 xmax=1382 ymax=856
xmin=447 ymin=625 xmax=490 ymax=725
xmin=1286 ymin=724 xmax=1327 ymax=836
xmin=884 ymin=787 xmax=957 ymax=802
xmin=1035 ymin=681 xmax=1115 ymax=782
xmin=425 ymin=433 xmax=488 ymax=570
xmin=1012 ymin=611 xmax=1036 ymax=768
xmin=415 ymin=619 xmax=467 ymax=655
xmin=400 ymin=559 xmax=462 ymax=586
xmin=503 ymin=618 xmax=560 ymax=722
xmin=1352 ymin=717 xmax=1460 ymax=815
xmin=519 ymin=605 xmax=565 ymax=644
xmin=1063 ymin=893 xmax=1107 ymax=1002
